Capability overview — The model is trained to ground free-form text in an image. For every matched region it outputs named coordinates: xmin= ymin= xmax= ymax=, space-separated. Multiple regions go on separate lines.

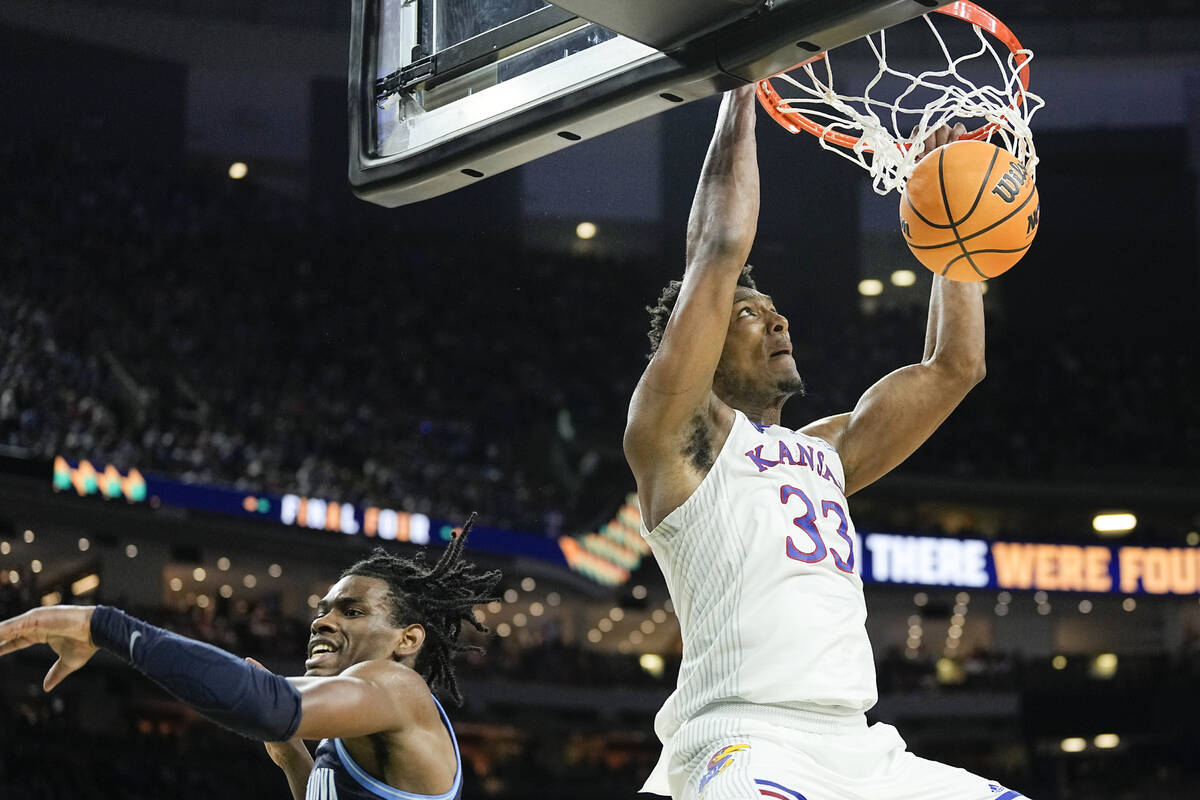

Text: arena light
xmin=575 ymin=221 xmax=597 ymax=240
xmin=126 ymin=544 xmax=138 ymax=558
xmin=78 ymin=537 xmax=90 ymax=552
xmin=1060 ymin=737 xmax=1087 ymax=753
xmin=639 ymin=653 xmax=665 ymax=678
xmin=1051 ymin=655 xmax=1067 ymax=670
xmin=1090 ymin=653 xmax=1118 ymax=679
xmin=42 ymin=591 xmax=62 ymax=606
xmin=858 ymin=278 xmax=884 ymax=297
xmin=1093 ymin=733 xmax=1120 ymax=750
xmin=890 ymin=269 xmax=916 ymax=286
xmin=71 ymin=573 xmax=100 ymax=596
xmin=0 ymin=542 xmax=9 ymax=555
xmin=193 ymin=567 xmax=207 ymax=582
xmin=1093 ymin=512 xmax=1136 ymax=535
xmin=1188 ymin=531 xmax=1200 ymax=546
xmin=31 ymin=560 xmax=42 ymax=574
xmin=23 ymin=530 xmax=34 ymax=543
xmin=228 ymin=161 xmax=248 ymax=180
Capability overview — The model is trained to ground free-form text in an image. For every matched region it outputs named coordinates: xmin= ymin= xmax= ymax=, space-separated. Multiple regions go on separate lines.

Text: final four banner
xmin=860 ymin=532 xmax=1200 ymax=597
xmin=47 ymin=456 xmax=1198 ymax=594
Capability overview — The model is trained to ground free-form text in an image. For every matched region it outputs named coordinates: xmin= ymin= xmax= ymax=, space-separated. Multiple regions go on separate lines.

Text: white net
xmin=766 ymin=9 xmax=1045 ymax=196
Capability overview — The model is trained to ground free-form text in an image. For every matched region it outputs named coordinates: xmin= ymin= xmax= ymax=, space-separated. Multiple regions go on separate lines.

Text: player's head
xmin=307 ymin=515 xmax=501 ymax=705
xmin=647 ymin=265 xmax=805 ymax=410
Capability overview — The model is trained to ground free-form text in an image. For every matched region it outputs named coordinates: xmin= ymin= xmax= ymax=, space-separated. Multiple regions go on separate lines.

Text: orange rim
xmin=756 ymin=1 xmax=1031 ymax=153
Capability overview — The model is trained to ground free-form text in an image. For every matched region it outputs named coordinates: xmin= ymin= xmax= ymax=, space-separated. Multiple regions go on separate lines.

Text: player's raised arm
xmin=624 ymin=86 xmax=759 ymax=468
xmin=803 ymin=125 xmax=984 ymax=496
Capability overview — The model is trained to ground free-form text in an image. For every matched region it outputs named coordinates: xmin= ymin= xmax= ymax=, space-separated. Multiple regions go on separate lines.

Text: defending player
xmin=624 ymin=86 xmax=1029 ymax=799
xmin=0 ymin=517 xmax=500 ymax=800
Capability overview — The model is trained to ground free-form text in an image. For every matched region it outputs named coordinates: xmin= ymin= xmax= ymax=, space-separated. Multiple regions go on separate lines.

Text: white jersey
xmin=643 ymin=409 xmax=877 ymax=752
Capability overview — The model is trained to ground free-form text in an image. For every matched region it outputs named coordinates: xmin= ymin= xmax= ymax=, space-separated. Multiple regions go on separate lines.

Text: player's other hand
xmin=246 ymin=657 xmax=313 ymax=766
xmin=0 ymin=605 xmax=99 ymax=691
xmin=913 ymin=122 xmax=967 ymax=163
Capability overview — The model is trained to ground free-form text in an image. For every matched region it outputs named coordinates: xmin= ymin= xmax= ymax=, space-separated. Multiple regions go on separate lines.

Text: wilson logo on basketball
xmin=990 ymin=160 xmax=1029 ymax=203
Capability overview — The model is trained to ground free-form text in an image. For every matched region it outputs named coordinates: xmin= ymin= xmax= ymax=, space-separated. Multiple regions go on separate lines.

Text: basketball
xmin=899 ymin=140 xmax=1039 ymax=282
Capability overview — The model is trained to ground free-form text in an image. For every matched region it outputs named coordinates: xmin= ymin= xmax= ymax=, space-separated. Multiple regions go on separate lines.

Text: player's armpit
xmin=290 ymin=659 xmax=432 ymax=741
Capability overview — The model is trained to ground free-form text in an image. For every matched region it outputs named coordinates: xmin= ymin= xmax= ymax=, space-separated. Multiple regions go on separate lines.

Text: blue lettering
xmin=777 ymin=441 xmax=797 ymax=466
xmin=745 ymin=445 xmax=780 ymax=472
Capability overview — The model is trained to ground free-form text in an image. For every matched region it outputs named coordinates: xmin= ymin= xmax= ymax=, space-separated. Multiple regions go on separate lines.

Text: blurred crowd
xmin=2 ymin=119 xmax=1197 ymax=542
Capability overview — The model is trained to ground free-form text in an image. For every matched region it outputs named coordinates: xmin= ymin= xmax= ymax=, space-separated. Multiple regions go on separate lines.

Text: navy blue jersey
xmin=304 ymin=696 xmax=462 ymax=800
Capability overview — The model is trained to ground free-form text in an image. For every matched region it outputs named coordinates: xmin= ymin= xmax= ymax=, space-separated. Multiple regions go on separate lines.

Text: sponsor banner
xmin=862 ymin=532 xmax=1200 ymax=596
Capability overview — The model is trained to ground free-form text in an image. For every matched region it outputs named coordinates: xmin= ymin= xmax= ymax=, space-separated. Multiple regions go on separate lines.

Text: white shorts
xmin=641 ymin=703 xmax=1030 ymax=800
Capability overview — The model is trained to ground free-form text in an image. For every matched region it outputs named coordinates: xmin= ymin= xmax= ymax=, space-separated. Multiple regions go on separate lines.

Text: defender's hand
xmin=913 ymin=122 xmax=967 ymax=163
xmin=0 ymin=606 xmax=100 ymax=691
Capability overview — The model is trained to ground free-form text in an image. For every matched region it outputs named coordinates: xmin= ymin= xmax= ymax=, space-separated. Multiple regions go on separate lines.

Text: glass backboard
xmin=349 ymin=0 xmax=952 ymax=207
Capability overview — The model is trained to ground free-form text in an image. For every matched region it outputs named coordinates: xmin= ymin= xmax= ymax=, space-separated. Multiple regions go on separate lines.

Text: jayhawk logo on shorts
xmin=698 ymin=744 xmax=750 ymax=795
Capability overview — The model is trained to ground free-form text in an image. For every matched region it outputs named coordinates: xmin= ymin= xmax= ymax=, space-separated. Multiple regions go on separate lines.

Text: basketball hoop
xmin=757 ymin=1 xmax=1044 ymax=196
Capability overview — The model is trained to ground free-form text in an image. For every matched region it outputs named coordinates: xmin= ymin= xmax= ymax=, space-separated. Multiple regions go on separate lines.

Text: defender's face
xmin=306 ymin=575 xmax=412 ymax=677
xmin=716 ymin=287 xmax=800 ymax=393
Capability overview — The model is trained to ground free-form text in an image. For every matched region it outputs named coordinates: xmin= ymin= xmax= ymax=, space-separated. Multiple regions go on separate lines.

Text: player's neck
xmin=730 ymin=397 xmax=786 ymax=427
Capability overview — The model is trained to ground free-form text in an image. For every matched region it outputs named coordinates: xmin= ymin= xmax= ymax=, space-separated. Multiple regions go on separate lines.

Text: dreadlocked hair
xmin=341 ymin=512 xmax=502 ymax=707
xmin=645 ymin=264 xmax=757 ymax=359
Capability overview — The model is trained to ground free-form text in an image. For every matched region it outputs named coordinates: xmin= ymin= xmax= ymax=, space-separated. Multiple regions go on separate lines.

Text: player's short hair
xmin=340 ymin=516 xmax=501 ymax=706
xmin=646 ymin=264 xmax=757 ymax=359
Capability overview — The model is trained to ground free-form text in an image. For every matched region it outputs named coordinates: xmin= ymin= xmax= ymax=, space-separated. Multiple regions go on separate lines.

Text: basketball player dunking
xmin=0 ymin=520 xmax=499 ymax=800
xmin=625 ymin=87 xmax=1030 ymax=800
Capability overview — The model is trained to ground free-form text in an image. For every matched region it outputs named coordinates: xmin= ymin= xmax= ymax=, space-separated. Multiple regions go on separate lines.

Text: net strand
xmin=770 ymin=12 xmax=1044 ymax=195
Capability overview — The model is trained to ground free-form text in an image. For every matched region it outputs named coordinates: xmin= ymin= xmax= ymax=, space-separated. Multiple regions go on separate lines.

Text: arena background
xmin=0 ymin=1 xmax=1198 ymax=798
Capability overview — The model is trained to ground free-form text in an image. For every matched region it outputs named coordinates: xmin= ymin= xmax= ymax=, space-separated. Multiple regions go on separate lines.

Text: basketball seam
xmin=939 ymin=149 xmax=987 ymax=279
xmin=905 ymin=186 xmax=1037 ymax=250
xmin=942 ymin=242 xmax=1034 ymax=272
xmin=904 ymin=148 xmax=1020 ymax=231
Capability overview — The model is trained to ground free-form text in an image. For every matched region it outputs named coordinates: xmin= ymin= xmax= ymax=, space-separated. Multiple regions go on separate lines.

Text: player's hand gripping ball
xmin=899 ymin=140 xmax=1039 ymax=282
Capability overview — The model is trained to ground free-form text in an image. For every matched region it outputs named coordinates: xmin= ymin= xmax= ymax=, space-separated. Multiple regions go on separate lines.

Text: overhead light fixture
xmin=71 ymin=573 xmax=100 ymax=596
xmin=1093 ymin=512 xmax=1136 ymax=535
xmin=1093 ymin=733 xmax=1120 ymax=750
xmin=575 ymin=221 xmax=597 ymax=240
xmin=858 ymin=278 xmax=884 ymax=297
xmin=1060 ymin=737 xmax=1086 ymax=753
xmin=228 ymin=161 xmax=248 ymax=180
